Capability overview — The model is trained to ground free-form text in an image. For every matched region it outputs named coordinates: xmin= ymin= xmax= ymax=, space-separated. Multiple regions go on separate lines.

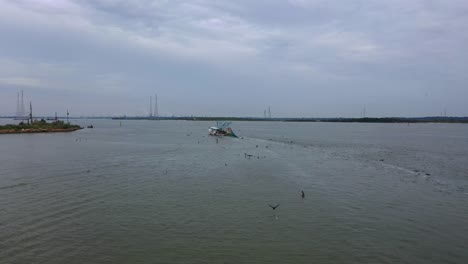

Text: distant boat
xmin=208 ymin=121 xmax=237 ymax=137
xmin=87 ymin=125 xmax=94 ymax=128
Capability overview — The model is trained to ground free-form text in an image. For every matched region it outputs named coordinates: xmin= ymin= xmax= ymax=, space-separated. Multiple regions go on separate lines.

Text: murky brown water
xmin=1 ymin=119 xmax=467 ymax=263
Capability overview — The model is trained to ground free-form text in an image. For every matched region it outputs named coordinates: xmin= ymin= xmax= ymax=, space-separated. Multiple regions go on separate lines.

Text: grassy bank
xmin=0 ymin=120 xmax=82 ymax=134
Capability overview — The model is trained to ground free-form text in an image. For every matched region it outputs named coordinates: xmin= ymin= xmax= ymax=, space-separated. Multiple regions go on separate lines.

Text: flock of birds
xmin=210 ymin=134 xmax=307 ymax=216
xmin=78 ymin=125 xmax=309 ymax=217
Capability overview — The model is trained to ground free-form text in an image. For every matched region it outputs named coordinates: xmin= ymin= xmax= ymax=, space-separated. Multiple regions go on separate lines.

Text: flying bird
xmin=301 ymin=191 xmax=305 ymax=199
xmin=268 ymin=204 xmax=280 ymax=210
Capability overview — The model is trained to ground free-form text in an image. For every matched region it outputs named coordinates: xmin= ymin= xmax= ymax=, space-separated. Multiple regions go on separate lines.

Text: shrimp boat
xmin=208 ymin=121 xmax=238 ymax=137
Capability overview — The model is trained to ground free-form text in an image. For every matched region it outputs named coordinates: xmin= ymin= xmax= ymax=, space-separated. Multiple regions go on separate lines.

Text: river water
xmin=1 ymin=119 xmax=467 ymax=263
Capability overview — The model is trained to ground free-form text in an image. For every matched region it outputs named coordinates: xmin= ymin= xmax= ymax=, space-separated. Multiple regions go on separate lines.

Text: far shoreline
xmin=1 ymin=116 xmax=468 ymax=124
xmin=110 ymin=116 xmax=468 ymax=124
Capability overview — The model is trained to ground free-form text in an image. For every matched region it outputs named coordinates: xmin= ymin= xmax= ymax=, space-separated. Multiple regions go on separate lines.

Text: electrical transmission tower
xmin=150 ymin=96 xmax=153 ymax=117
xmin=15 ymin=90 xmax=27 ymax=120
xmin=154 ymin=93 xmax=158 ymax=117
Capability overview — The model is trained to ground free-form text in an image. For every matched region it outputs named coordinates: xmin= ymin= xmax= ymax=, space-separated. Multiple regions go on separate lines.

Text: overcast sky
xmin=1 ymin=0 xmax=467 ymax=117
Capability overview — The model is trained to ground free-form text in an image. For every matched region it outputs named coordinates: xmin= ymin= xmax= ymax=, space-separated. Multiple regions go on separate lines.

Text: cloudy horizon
xmin=1 ymin=0 xmax=468 ymax=117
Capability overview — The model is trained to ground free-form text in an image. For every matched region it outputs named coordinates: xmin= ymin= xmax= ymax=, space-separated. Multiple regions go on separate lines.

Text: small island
xmin=0 ymin=119 xmax=82 ymax=134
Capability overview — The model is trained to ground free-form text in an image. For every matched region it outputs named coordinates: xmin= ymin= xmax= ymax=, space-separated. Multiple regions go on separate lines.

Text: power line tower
xmin=154 ymin=93 xmax=158 ymax=117
xmin=149 ymin=96 xmax=153 ymax=117
xmin=16 ymin=92 xmax=20 ymax=119
xmin=268 ymin=106 xmax=271 ymax=119
xmin=21 ymin=90 xmax=25 ymax=119
xmin=29 ymin=102 xmax=33 ymax=125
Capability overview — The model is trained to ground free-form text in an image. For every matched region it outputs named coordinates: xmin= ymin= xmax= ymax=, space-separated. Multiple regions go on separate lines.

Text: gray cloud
xmin=1 ymin=0 xmax=467 ymax=117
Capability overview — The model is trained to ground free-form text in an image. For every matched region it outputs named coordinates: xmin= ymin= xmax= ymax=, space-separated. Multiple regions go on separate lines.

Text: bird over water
xmin=268 ymin=204 xmax=280 ymax=210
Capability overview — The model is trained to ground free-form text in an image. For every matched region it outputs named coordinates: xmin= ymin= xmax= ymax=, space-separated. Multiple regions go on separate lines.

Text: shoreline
xmin=111 ymin=117 xmax=468 ymax=124
xmin=0 ymin=127 xmax=82 ymax=134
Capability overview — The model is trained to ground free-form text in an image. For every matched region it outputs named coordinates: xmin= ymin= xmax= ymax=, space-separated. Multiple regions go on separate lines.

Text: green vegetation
xmin=0 ymin=119 xmax=81 ymax=133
